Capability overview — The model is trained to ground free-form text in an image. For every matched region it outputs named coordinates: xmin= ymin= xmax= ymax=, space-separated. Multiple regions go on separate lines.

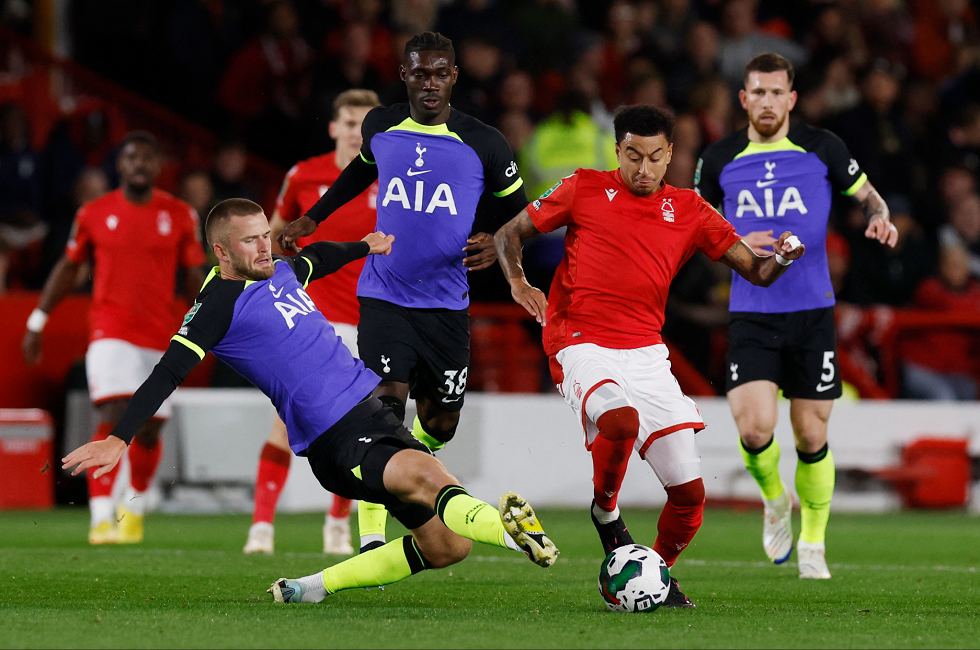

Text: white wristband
xmin=26 ymin=309 xmax=49 ymax=333
xmin=774 ymin=254 xmax=793 ymax=266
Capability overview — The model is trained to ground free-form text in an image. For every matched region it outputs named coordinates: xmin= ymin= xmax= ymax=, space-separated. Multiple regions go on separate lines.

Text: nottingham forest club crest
xmin=661 ymin=198 xmax=675 ymax=222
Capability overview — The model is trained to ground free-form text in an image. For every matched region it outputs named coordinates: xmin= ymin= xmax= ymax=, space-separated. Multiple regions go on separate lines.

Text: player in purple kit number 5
xmin=696 ymin=53 xmax=898 ymax=579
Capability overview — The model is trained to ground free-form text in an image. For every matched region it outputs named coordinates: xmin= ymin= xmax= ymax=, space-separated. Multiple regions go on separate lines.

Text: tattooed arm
xmin=853 ymin=181 xmax=897 ymax=248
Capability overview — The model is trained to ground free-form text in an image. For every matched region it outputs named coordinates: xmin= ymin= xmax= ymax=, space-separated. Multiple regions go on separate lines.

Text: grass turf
xmin=0 ymin=507 xmax=977 ymax=649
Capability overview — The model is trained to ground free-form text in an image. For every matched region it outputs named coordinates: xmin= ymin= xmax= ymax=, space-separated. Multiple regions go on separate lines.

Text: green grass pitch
xmin=1 ymin=507 xmax=977 ymax=648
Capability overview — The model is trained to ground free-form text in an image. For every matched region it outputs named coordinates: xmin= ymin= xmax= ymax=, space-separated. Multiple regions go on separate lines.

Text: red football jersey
xmin=529 ymin=169 xmax=741 ymax=355
xmin=277 ymin=151 xmax=378 ymax=325
xmin=66 ymin=189 xmax=206 ymax=350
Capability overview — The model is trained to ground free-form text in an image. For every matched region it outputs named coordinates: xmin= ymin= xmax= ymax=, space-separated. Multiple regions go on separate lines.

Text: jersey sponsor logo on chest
xmin=383 ymin=141 xmax=458 ymax=214
xmin=271 ymin=281 xmax=319 ymax=329
xmin=735 ymin=160 xmax=808 ymax=218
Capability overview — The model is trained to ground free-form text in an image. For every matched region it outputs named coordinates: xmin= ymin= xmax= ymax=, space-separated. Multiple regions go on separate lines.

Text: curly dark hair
xmin=613 ymin=105 xmax=675 ymax=145
xmin=404 ymin=31 xmax=455 ymax=64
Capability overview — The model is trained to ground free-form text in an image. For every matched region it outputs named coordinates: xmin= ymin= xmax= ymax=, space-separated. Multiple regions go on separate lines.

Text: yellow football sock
xmin=357 ymin=501 xmax=388 ymax=543
xmin=796 ymin=446 xmax=835 ymax=544
xmin=322 ymin=536 xmax=430 ymax=594
xmin=411 ymin=416 xmax=445 ymax=451
xmin=435 ymin=485 xmax=510 ymax=549
xmin=739 ymin=436 xmax=785 ymax=501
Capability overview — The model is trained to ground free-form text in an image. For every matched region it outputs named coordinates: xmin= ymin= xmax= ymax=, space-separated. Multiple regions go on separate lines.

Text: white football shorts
xmin=86 ymin=338 xmax=173 ymax=419
xmin=553 ymin=343 xmax=704 ymax=485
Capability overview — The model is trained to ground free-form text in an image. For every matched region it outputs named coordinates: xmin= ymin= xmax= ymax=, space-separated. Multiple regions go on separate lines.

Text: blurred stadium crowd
xmin=2 ymin=0 xmax=980 ymax=398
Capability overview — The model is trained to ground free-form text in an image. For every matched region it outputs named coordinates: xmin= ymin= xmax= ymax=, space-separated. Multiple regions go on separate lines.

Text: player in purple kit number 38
xmin=695 ymin=53 xmax=898 ymax=579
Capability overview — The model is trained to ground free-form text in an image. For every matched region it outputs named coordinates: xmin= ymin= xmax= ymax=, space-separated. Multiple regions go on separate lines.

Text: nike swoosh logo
xmin=441 ymin=396 xmax=462 ymax=403
xmin=756 ymin=179 xmax=778 ymax=188
xmin=270 ymin=284 xmax=284 ymax=298
xmin=406 ymin=168 xmax=432 ymax=176
xmin=815 ymin=382 xmax=836 ymax=392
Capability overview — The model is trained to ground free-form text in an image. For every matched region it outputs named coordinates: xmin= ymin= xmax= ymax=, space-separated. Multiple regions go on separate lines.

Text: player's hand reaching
xmin=510 ymin=279 xmax=548 ymax=326
xmin=865 ymin=215 xmax=899 ymax=248
xmin=279 ymin=216 xmax=317 ymax=253
xmin=62 ymin=435 xmax=127 ymax=479
xmin=742 ymin=229 xmax=778 ymax=256
xmin=363 ymin=231 xmax=395 ymax=255
xmin=462 ymin=232 xmax=498 ymax=271
xmin=775 ymin=231 xmax=805 ymax=262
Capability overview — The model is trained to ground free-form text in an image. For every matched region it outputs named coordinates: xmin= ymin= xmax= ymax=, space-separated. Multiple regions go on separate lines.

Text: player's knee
xmin=596 ymin=406 xmax=640 ymax=442
xmin=665 ymin=478 xmax=705 ymax=508
xmin=423 ymin=411 xmax=460 ymax=445
xmin=411 ymin=457 xmax=459 ymax=503
xmin=740 ymin=430 xmax=774 ymax=451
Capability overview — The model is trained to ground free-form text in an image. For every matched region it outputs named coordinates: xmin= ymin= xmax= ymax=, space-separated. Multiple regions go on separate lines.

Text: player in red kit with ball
xmin=495 ymin=105 xmax=806 ymax=606
xmin=23 ymin=131 xmax=206 ymax=544
xmin=243 ymin=90 xmax=381 ymax=556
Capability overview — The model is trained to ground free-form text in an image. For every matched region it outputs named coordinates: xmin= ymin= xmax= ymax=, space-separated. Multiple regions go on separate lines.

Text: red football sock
xmin=653 ymin=478 xmax=705 ymax=567
xmin=329 ymin=495 xmax=352 ymax=519
xmin=253 ymin=443 xmax=291 ymax=525
xmin=128 ymin=434 xmax=163 ymax=493
xmin=87 ymin=421 xmax=121 ymax=498
xmin=591 ymin=407 xmax=640 ymax=512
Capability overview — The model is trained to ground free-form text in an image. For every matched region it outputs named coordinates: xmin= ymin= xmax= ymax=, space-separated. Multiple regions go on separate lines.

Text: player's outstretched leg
xmin=795 ymin=444 xmax=834 ymax=579
xmin=740 ymin=436 xmax=793 ymax=564
xmin=244 ymin=438 xmax=291 ymax=554
xmin=324 ymin=496 xmax=354 ymax=555
xmin=589 ymin=402 xmax=640 ymax=554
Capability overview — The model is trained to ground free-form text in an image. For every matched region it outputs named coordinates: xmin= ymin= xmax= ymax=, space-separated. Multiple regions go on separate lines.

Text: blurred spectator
xmin=858 ymin=0 xmax=914 ymax=69
xmin=451 ymin=35 xmax=505 ymax=124
xmin=0 ymin=102 xmax=45 ymax=292
xmin=900 ymin=243 xmax=980 ymax=400
xmin=509 ymin=0 xmax=580 ymax=75
xmin=797 ymin=57 xmax=861 ymax=124
xmin=218 ymin=0 xmax=313 ymax=166
xmin=690 ymin=76 xmax=733 ymax=146
xmin=210 ymin=138 xmax=258 ymax=205
xmin=599 ymin=0 xmax=644 ymax=109
xmin=841 ymin=207 xmax=935 ymax=306
xmin=646 ymin=0 xmax=698 ymax=66
xmin=322 ymin=0 xmax=398 ymax=85
xmin=806 ymin=4 xmax=866 ymax=73
xmin=664 ymin=113 xmax=701 ymax=188
xmin=939 ymin=192 xmax=980 ymax=278
xmin=519 ymin=90 xmax=617 ymax=200
xmin=390 ymin=0 xmax=438 ymax=34
xmin=827 ymin=60 xmax=916 ymax=203
xmin=438 ymin=0 xmax=511 ymax=45
xmin=666 ymin=21 xmax=720 ymax=112
xmin=40 ymin=167 xmax=109 ymax=282
xmin=717 ymin=0 xmax=808 ymax=92
xmin=910 ymin=0 xmax=978 ymax=82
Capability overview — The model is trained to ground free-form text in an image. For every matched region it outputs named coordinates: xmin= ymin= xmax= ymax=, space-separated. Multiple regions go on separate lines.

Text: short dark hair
xmin=206 ymin=198 xmax=264 ymax=246
xmin=119 ymin=130 xmax=161 ymax=154
xmin=404 ymin=31 xmax=454 ymax=63
xmin=744 ymin=53 xmax=795 ymax=87
xmin=613 ymin=105 xmax=675 ymax=144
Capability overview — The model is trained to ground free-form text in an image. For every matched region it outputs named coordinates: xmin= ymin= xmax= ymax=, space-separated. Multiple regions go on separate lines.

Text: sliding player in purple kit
xmin=696 ymin=53 xmax=898 ymax=579
xmin=281 ymin=32 xmax=529 ymax=553
xmin=62 ymin=198 xmax=557 ymax=603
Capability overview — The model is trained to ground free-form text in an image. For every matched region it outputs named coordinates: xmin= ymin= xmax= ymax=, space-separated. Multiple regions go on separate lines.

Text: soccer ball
xmin=598 ymin=544 xmax=671 ymax=613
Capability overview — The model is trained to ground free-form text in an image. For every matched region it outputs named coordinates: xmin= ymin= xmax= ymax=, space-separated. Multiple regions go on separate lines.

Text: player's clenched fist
xmin=775 ymin=231 xmax=805 ymax=262
xmin=279 ymin=215 xmax=318 ymax=252
xmin=362 ymin=231 xmax=394 ymax=255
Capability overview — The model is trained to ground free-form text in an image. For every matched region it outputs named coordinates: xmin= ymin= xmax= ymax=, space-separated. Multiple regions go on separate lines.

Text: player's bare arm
xmin=22 ymin=255 xmax=83 ymax=365
xmin=853 ymin=181 xmax=897 ymax=248
xmin=494 ymin=210 xmax=547 ymax=325
xmin=720 ymin=231 xmax=805 ymax=287
xmin=462 ymin=232 xmax=497 ymax=271
xmin=741 ymin=229 xmax=778 ymax=256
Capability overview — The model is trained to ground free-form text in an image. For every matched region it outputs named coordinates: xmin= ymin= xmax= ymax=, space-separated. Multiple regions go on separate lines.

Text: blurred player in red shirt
xmin=243 ymin=89 xmax=381 ymax=556
xmin=495 ymin=105 xmax=806 ymax=607
xmin=23 ymin=131 xmax=206 ymax=544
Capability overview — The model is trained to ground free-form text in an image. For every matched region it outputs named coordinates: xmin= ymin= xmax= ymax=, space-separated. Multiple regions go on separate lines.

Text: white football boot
xmin=323 ymin=515 xmax=354 ymax=555
xmin=797 ymin=540 xmax=832 ymax=579
xmin=243 ymin=522 xmax=274 ymax=554
xmin=762 ymin=483 xmax=793 ymax=564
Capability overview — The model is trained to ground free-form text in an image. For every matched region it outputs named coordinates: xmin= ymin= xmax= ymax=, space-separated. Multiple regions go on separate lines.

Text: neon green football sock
xmin=322 ymin=536 xmax=430 ymax=594
xmin=357 ymin=501 xmax=388 ymax=543
xmin=411 ymin=416 xmax=445 ymax=451
xmin=796 ymin=445 xmax=835 ymax=544
xmin=739 ymin=436 xmax=785 ymax=501
xmin=435 ymin=485 xmax=513 ymax=549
